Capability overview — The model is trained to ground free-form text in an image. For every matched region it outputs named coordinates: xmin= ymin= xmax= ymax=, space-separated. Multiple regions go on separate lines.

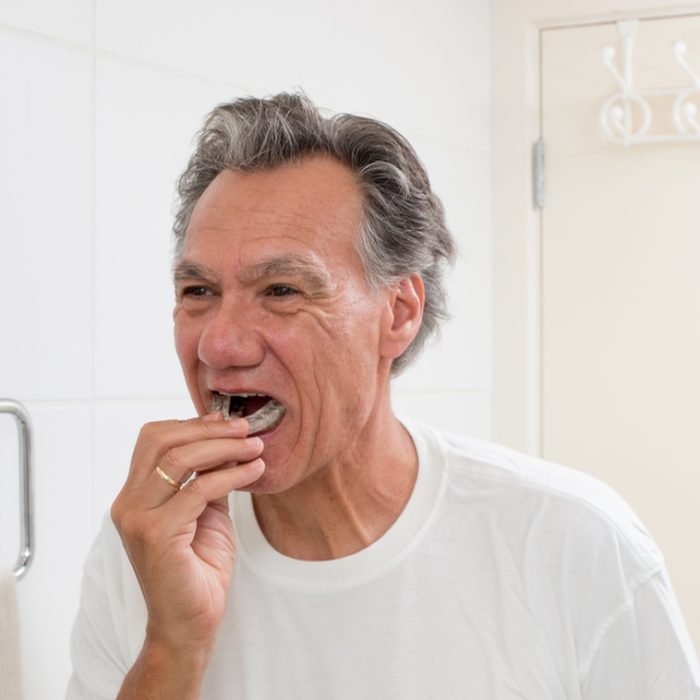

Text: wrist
xmin=143 ymin=631 xmax=215 ymax=672
xmin=117 ymin=638 xmax=213 ymax=700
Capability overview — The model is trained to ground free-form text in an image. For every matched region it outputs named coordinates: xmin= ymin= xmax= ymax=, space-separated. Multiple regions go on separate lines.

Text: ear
xmin=379 ymin=274 xmax=425 ymax=361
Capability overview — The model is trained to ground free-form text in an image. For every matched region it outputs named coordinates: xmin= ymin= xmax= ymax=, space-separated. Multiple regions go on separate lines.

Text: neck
xmin=251 ymin=405 xmax=418 ymax=561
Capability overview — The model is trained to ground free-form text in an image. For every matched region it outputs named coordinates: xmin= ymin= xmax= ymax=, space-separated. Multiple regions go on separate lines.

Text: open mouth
xmin=210 ymin=391 xmax=286 ymax=436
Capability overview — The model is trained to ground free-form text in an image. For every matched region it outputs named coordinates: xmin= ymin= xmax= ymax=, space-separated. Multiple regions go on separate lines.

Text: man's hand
xmin=110 ymin=412 xmax=265 ymax=697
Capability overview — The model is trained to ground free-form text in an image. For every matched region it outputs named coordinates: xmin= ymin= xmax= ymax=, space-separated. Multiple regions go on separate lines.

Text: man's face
xmin=173 ymin=157 xmax=393 ymax=493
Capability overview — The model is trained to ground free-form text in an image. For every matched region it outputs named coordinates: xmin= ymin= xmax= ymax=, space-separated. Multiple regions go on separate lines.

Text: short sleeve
xmin=66 ymin=526 xmax=130 ymax=699
xmin=582 ymin=568 xmax=700 ymax=699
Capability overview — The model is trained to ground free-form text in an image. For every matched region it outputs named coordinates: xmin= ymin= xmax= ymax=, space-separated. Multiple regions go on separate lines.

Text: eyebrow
xmin=243 ymin=253 xmax=331 ymax=289
xmin=173 ymin=253 xmax=332 ymax=290
xmin=173 ymin=261 xmax=218 ymax=283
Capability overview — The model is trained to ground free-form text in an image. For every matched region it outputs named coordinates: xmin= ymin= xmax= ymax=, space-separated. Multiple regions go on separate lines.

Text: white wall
xmin=0 ymin=1 xmax=491 ymax=695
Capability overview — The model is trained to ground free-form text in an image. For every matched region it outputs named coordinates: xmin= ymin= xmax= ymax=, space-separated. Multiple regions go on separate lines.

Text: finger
xmin=160 ymin=436 xmax=264 ymax=481
xmin=159 ymin=458 xmax=266 ymax=531
xmin=129 ymin=415 xmax=250 ymax=485
xmin=140 ymin=437 xmax=264 ymax=508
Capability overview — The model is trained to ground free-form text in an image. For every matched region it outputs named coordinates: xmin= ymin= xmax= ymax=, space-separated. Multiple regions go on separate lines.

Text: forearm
xmin=117 ymin=640 xmax=211 ymax=700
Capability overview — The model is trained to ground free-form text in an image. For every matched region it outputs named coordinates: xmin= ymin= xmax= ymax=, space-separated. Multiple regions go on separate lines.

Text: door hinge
xmin=533 ymin=138 xmax=545 ymax=209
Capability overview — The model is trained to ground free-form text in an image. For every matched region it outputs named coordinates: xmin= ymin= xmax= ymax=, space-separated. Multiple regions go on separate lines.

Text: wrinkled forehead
xmin=186 ymin=159 xmax=363 ymax=243
xmin=177 ymin=158 xmax=369 ymax=281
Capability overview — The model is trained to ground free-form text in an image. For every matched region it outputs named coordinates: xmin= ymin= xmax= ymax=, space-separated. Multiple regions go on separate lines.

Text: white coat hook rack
xmin=600 ymin=19 xmax=700 ymax=146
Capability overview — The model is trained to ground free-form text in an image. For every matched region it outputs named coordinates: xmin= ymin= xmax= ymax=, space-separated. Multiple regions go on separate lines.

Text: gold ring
xmin=155 ymin=465 xmax=183 ymax=490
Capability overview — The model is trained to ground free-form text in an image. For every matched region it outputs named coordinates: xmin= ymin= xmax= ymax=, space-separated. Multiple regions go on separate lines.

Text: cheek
xmin=312 ymin=322 xmax=382 ymax=410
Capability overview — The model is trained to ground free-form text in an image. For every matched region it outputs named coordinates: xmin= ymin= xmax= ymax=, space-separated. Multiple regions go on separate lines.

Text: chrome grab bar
xmin=0 ymin=399 xmax=34 ymax=580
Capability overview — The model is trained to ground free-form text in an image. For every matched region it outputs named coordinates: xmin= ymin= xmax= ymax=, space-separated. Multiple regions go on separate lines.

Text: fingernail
xmin=246 ymin=437 xmax=263 ymax=449
xmin=202 ymin=411 xmax=223 ymax=423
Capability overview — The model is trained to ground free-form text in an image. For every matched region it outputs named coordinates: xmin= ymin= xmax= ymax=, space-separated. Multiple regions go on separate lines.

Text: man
xmin=68 ymin=93 xmax=700 ymax=699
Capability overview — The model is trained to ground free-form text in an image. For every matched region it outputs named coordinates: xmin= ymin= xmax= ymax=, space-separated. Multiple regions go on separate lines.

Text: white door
xmin=541 ymin=15 xmax=700 ymax=648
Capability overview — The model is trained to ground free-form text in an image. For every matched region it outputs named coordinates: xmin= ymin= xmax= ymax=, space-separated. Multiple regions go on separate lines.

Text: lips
xmin=209 ymin=391 xmax=286 ymax=435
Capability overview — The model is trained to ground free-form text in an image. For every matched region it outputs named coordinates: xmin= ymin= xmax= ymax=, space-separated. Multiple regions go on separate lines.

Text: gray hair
xmin=173 ymin=92 xmax=456 ymax=374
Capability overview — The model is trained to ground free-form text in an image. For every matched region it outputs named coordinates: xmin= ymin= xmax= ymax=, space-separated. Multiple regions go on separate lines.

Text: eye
xmin=181 ymin=285 xmax=211 ymax=298
xmin=266 ymin=284 xmax=299 ymax=298
xmin=176 ymin=284 xmax=217 ymax=307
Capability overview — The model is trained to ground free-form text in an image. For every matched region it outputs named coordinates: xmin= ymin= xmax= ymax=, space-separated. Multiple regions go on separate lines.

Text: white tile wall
xmin=0 ymin=0 xmax=93 ymax=46
xmin=329 ymin=0 xmax=490 ymax=146
xmin=395 ymin=146 xmax=491 ymax=393
xmin=95 ymin=0 xmax=337 ymax=100
xmin=0 ymin=33 xmax=93 ymax=400
xmin=93 ymin=57 xmax=237 ymax=399
xmin=0 ymin=0 xmax=491 ymax=696
xmin=394 ymin=389 xmax=491 ymax=438
xmin=91 ymin=398 xmax=195 ymax=527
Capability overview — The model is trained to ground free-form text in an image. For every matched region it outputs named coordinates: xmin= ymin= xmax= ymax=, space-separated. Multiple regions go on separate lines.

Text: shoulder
xmin=410 ymin=421 xmax=664 ymax=580
xmin=408 ymin=422 xmax=676 ymax=670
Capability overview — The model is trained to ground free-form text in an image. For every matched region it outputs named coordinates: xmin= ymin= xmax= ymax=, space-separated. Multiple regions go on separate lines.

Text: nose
xmin=197 ymin=300 xmax=266 ymax=370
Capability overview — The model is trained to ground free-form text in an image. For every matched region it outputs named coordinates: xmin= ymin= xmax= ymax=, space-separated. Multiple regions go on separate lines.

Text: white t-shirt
xmin=67 ymin=421 xmax=700 ymax=699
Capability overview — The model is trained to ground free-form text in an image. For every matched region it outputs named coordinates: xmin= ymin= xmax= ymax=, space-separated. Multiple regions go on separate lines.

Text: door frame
xmin=491 ymin=0 xmax=700 ymax=455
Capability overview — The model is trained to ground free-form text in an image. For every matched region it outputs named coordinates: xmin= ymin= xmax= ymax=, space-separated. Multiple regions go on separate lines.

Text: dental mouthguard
xmin=210 ymin=392 xmax=286 ymax=435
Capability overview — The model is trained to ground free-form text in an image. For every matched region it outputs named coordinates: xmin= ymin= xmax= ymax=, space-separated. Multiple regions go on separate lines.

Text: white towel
xmin=0 ymin=569 xmax=24 ymax=700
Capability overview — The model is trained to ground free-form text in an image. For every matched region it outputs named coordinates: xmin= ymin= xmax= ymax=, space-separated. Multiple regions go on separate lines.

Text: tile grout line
xmin=0 ymin=21 xmax=91 ymax=52
xmin=0 ymin=24 xmax=486 ymax=157
xmin=94 ymin=46 xmax=254 ymax=92
xmin=0 ymin=23 xmax=488 ymax=153
xmin=0 ymin=21 xmax=250 ymax=93
xmin=90 ymin=0 xmax=98 ymax=532
xmin=29 ymin=387 xmax=491 ymax=399
xmin=18 ymin=397 xmax=192 ymax=405
xmin=14 ymin=389 xmax=489 ymax=406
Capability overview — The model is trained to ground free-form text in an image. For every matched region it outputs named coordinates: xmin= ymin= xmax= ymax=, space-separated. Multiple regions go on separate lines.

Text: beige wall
xmin=492 ymin=0 xmax=700 ymax=650
xmin=492 ymin=0 xmax=700 ymax=451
